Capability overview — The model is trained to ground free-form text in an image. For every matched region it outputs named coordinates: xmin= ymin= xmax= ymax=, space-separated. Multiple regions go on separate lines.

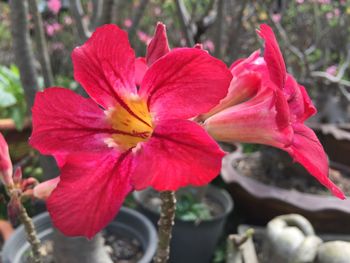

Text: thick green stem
xmin=18 ymin=204 xmax=42 ymax=263
xmin=153 ymin=191 xmax=176 ymax=263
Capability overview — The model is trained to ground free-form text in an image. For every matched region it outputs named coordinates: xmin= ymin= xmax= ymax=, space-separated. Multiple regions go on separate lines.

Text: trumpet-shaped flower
xmin=203 ymin=24 xmax=345 ymax=199
xmin=30 ymin=24 xmax=232 ymax=238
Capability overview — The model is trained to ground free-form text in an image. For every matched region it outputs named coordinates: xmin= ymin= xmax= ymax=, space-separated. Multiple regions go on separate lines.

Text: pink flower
xmin=203 ymin=40 xmax=215 ymax=53
xmin=296 ymin=0 xmax=304 ymax=3
xmin=124 ymin=19 xmax=132 ymax=28
xmin=272 ymin=13 xmax=282 ymax=23
xmin=326 ymin=65 xmax=338 ymax=76
xmin=137 ymin=30 xmax=152 ymax=45
xmin=30 ymin=24 xmax=232 ymax=238
xmin=63 ymin=15 xmax=73 ymax=26
xmin=45 ymin=22 xmax=62 ymax=36
xmin=203 ymin=24 xmax=345 ymax=200
xmin=0 ymin=134 xmax=13 ymax=187
xmin=47 ymin=0 xmax=61 ymax=15
xmin=334 ymin=8 xmax=340 ymax=17
xmin=326 ymin=12 xmax=333 ymax=20
xmin=154 ymin=7 xmax=162 ymax=16
xmin=51 ymin=42 xmax=64 ymax=51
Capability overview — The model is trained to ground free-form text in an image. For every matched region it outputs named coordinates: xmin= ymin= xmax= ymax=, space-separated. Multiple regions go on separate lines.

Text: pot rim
xmin=2 ymin=207 xmax=157 ymax=263
xmin=133 ymin=184 xmax=234 ymax=223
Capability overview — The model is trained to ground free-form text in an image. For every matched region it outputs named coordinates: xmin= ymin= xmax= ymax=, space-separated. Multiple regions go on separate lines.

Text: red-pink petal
xmin=72 ymin=24 xmax=136 ymax=109
xmin=146 ymin=22 xmax=170 ymax=66
xmin=0 ymin=133 xmax=13 ymax=186
xmin=284 ymin=75 xmax=316 ymax=122
xmin=298 ymin=84 xmax=317 ymax=121
xmin=30 ymin=87 xmax=111 ymax=156
xmin=135 ymin=57 xmax=148 ymax=86
xmin=257 ymin=24 xmax=286 ymax=89
xmin=140 ymin=48 xmax=232 ymax=121
xmin=47 ymin=151 xmax=133 ymax=238
xmin=204 ymin=88 xmax=293 ymax=148
xmin=200 ymin=72 xmax=261 ymax=120
xmin=285 ymin=123 xmax=345 ymax=199
xmin=130 ymin=119 xmax=225 ymax=191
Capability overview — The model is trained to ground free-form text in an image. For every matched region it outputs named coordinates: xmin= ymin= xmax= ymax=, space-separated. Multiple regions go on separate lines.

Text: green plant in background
xmin=175 ymin=193 xmax=212 ymax=222
xmin=0 ymin=65 xmax=27 ymax=130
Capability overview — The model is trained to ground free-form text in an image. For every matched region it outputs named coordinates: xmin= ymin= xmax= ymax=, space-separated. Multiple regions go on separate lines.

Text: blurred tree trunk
xmin=128 ymin=0 xmax=149 ymax=40
xmin=27 ymin=0 xmax=54 ymax=88
xmin=91 ymin=0 xmax=103 ymax=29
xmin=9 ymin=0 xmax=38 ymax=110
xmin=226 ymin=0 xmax=247 ymax=61
xmin=214 ymin=0 xmax=225 ymax=59
xmin=175 ymin=0 xmax=195 ymax=46
xmin=97 ymin=0 xmax=114 ymax=26
xmin=69 ymin=0 xmax=90 ymax=43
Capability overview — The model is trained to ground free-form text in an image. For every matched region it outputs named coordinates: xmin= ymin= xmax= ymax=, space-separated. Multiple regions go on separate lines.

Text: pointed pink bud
xmin=194 ymin=43 xmax=204 ymax=49
xmin=34 ymin=177 xmax=60 ymax=200
xmin=0 ymin=134 xmax=13 ymax=187
xmin=13 ymin=167 xmax=22 ymax=185
xmin=146 ymin=22 xmax=170 ymax=66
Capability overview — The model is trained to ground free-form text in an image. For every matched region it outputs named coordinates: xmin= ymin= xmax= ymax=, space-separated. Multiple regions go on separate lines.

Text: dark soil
xmin=26 ymin=231 xmax=143 ymax=263
xmin=232 ymin=147 xmax=350 ymax=196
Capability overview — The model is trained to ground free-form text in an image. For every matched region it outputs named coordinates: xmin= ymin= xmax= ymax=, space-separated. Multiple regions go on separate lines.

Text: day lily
xmin=203 ymin=24 xmax=345 ymax=199
xmin=30 ymin=24 xmax=232 ymax=238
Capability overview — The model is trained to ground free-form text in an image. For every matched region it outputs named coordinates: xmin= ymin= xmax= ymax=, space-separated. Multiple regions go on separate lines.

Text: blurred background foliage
xmin=0 ymin=1 xmax=349 ymax=261
xmin=1 ymin=0 xmax=349 ymax=128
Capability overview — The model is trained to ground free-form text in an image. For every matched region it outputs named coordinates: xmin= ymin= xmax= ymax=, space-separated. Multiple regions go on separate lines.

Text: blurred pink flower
xmin=64 ymin=16 xmax=73 ymax=26
xmin=154 ymin=7 xmax=161 ymax=16
xmin=203 ymin=40 xmax=215 ymax=53
xmin=272 ymin=13 xmax=282 ymax=23
xmin=334 ymin=8 xmax=340 ymax=17
xmin=326 ymin=65 xmax=337 ymax=76
xmin=47 ymin=0 xmax=61 ymax=15
xmin=180 ymin=38 xmax=187 ymax=46
xmin=326 ymin=12 xmax=333 ymax=20
xmin=137 ymin=30 xmax=152 ymax=45
xmin=296 ymin=0 xmax=304 ymax=3
xmin=51 ymin=42 xmax=65 ymax=51
xmin=124 ymin=19 xmax=132 ymax=28
xmin=45 ymin=22 xmax=62 ymax=36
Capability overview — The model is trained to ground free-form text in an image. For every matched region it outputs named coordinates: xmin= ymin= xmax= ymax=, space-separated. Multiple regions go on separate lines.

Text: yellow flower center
xmin=106 ymin=95 xmax=153 ymax=151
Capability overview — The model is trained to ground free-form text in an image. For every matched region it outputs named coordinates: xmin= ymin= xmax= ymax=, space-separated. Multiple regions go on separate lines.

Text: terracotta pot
xmin=221 ymin=151 xmax=350 ymax=233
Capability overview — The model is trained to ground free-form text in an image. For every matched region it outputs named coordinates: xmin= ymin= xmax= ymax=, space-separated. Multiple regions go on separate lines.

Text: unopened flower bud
xmin=34 ymin=177 xmax=60 ymax=200
xmin=13 ymin=167 xmax=22 ymax=185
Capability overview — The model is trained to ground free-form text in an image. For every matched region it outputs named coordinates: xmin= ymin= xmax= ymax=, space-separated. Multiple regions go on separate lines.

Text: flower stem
xmin=153 ymin=191 xmax=176 ymax=263
xmin=18 ymin=204 xmax=42 ymax=263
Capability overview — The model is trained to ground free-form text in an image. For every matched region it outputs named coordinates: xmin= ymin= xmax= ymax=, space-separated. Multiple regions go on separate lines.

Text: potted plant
xmin=221 ymin=147 xmax=350 ymax=233
xmin=133 ymin=185 xmax=233 ymax=263
xmin=2 ymin=207 xmax=158 ymax=263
